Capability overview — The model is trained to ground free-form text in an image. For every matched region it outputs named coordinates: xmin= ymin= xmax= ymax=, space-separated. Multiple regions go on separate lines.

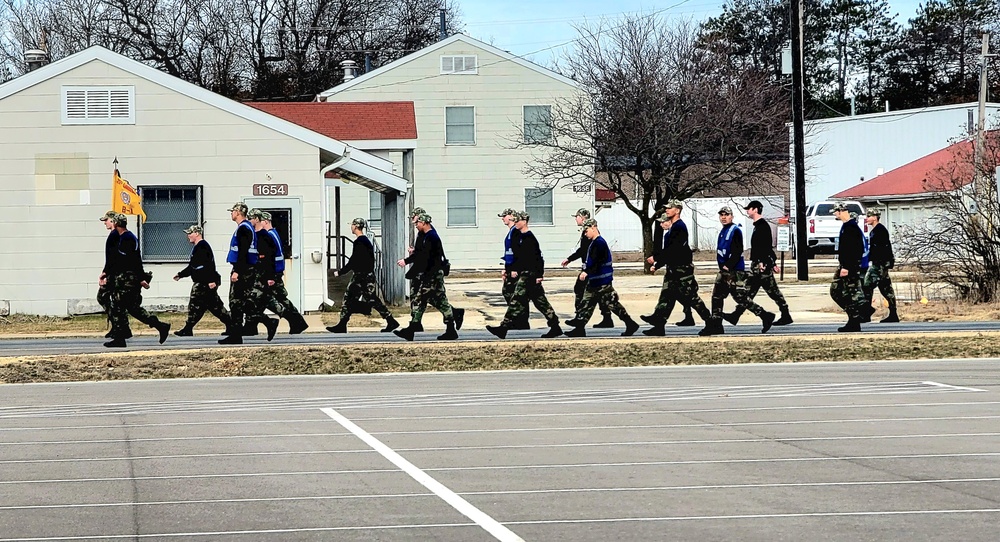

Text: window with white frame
xmin=524 ymin=187 xmax=554 ymax=225
xmin=447 ymin=189 xmax=477 ymax=226
xmin=61 ymin=86 xmax=135 ymax=125
xmin=440 ymin=55 xmax=478 ymax=74
xmin=445 ymin=106 xmax=476 ymax=145
xmin=369 ymin=190 xmax=382 ymax=230
xmin=138 ymin=186 xmax=203 ymax=262
xmin=523 ymin=105 xmax=552 ymax=144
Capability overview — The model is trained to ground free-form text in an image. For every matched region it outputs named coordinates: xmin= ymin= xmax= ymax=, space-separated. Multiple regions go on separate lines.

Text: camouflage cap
xmin=830 ymin=202 xmax=849 ymax=213
xmin=99 ymin=210 xmax=116 ymax=221
xmin=718 ymin=206 xmax=733 ymax=215
xmin=498 ymin=207 xmax=518 ymax=218
xmin=183 ymin=225 xmax=203 ymax=235
xmin=247 ymin=208 xmax=265 ymax=220
xmin=573 ymin=208 xmax=591 ymax=218
xmin=415 ymin=213 xmax=432 ymax=224
xmin=112 ymin=213 xmax=128 ymax=227
xmin=655 ymin=213 xmax=671 ymax=223
xmin=351 ymin=217 xmax=368 ymax=230
xmin=228 ymin=202 xmax=248 ymax=214
xmin=849 ymin=211 xmax=859 ymax=220
xmin=411 ymin=207 xmax=426 ymax=218
xmin=866 ymin=208 xmax=881 ymax=217
xmin=514 ymin=211 xmax=529 ymax=222
xmin=664 ymin=199 xmax=684 ymax=210
xmin=581 ymin=218 xmax=598 ymax=229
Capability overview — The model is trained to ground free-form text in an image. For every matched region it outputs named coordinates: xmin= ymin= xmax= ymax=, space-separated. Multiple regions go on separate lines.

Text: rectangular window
xmin=445 ymin=106 xmax=476 ymax=145
xmin=524 ymin=187 xmax=554 ymax=225
xmin=447 ymin=189 xmax=477 ymax=227
xmin=523 ymin=105 xmax=552 ymax=144
xmin=440 ymin=55 xmax=478 ymax=74
xmin=369 ymin=190 xmax=382 ymax=231
xmin=61 ymin=86 xmax=135 ymax=125
xmin=137 ymin=186 xmax=203 ymax=262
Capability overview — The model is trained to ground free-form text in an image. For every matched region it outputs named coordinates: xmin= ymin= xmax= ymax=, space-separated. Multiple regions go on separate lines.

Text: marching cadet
xmin=219 ymin=202 xmax=278 ymax=345
xmin=498 ymin=207 xmax=530 ymax=329
xmin=250 ymin=209 xmax=309 ymax=334
xmin=103 ymin=214 xmax=171 ymax=348
xmin=394 ymin=213 xmax=464 ymax=341
xmin=724 ymin=200 xmax=793 ymax=326
xmin=561 ymin=208 xmax=614 ymax=328
xmin=564 ymin=219 xmax=640 ymax=337
xmin=97 ymin=210 xmax=126 ymax=339
xmin=172 ymin=225 xmax=233 ymax=336
xmin=641 ymin=201 xmax=722 ymax=336
xmin=710 ymin=206 xmax=775 ymax=333
xmin=326 ymin=218 xmax=400 ymax=333
xmin=486 ymin=211 xmax=563 ymax=339
xmin=863 ymin=208 xmax=899 ymax=323
xmin=830 ymin=202 xmax=867 ymax=332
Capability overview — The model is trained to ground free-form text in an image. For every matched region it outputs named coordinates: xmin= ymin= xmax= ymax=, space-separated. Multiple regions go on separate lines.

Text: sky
xmin=456 ymin=0 xmax=926 ymax=68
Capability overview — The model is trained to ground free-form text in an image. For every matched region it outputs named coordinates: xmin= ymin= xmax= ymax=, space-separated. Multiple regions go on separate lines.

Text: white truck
xmin=803 ymin=200 xmax=867 ymax=258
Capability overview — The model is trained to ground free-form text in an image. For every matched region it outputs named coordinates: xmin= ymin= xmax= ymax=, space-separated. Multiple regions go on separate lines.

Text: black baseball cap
xmin=744 ymin=200 xmax=763 ymax=212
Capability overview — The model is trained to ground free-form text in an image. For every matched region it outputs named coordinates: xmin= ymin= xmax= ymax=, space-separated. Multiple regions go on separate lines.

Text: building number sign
xmin=252 ymin=183 xmax=289 ymax=196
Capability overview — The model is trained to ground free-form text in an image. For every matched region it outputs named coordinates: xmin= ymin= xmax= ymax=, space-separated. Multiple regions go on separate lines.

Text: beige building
xmin=317 ymin=34 xmax=593 ymax=269
xmin=0 ymin=46 xmax=408 ymax=316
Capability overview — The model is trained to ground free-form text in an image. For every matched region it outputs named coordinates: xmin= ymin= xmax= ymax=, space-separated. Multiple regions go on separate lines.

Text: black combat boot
xmin=453 ymin=308 xmax=466 ymax=330
xmin=437 ymin=321 xmax=458 ymax=340
xmin=264 ymin=318 xmax=279 ymax=341
xmin=674 ymin=310 xmax=696 ymax=327
xmin=242 ymin=323 xmax=259 ymax=336
xmin=622 ymin=317 xmax=640 ymax=336
xmin=760 ymin=312 xmax=776 ymax=334
xmin=773 ymin=308 xmax=793 ymax=326
xmin=724 ymin=308 xmax=745 ymax=326
xmin=381 ymin=315 xmax=400 ymax=333
xmin=103 ymin=338 xmax=127 ymax=348
xmin=394 ymin=322 xmax=418 ymax=341
xmin=326 ymin=315 xmax=349 ymax=334
xmin=642 ymin=323 xmax=665 ymax=336
xmin=486 ymin=324 xmax=508 ymax=339
xmin=565 ymin=325 xmax=586 ymax=337
xmin=288 ymin=312 xmax=309 ymax=334
xmin=880 ymin=308 xmax=899 ymax=323
xmin=593 ymin=313 xmax=615 ymax=328
xmin=218 ymin=333 xmax=242 ymax=345
xmin=155 ymin=321 xmax=171 ymax=344
xmin=173 ymin=325 xmax=194 ymax=337
xmin=698 ymin=318 xmax=725 ymax=336
xmin=513 ymin=314 xmax=531 ymax=329
xmin=540 ymin=324 xmax=563 ymax=338
xmin=564 ymin=318 xmax=583 ymax=327
xmin=838 ymin=317 xmax=862 ymax=332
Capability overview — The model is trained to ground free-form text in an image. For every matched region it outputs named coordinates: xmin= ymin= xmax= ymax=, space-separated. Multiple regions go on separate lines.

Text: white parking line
xmin=0 ymin=522 xmax=478 ymax=541
xmin=320 ymin=407 xmax=524 ymax=542
xmin=504 ymin=508 xmax=1000 ymax=525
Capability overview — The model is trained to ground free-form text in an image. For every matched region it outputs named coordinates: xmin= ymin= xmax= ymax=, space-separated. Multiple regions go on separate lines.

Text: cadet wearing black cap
xmin=724 ymin=200 xmax=793 ymax=326
xmin=830 ymin=202 xmax=867 ymax=331
xmin=103 ymin=214 xmax=171 ymax=348
xmin=327 ymin=217 xmax=399 ymax=334
xmin=863 ymin=208 xmax=899 ymax=323
xmin=173 ymin=225 xmax=233 ymax=336
xmin=561 ymin=208 xmax=614 ymax=328
xmin=498 ymin=207 xmax=529 ymax=329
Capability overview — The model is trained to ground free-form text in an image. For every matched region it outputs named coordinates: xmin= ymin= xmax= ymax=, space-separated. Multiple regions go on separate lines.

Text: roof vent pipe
xmin=24 ymin=48 xmax=49 ymax=72
xmin=340 ymin=60 xmax=357 ymax=82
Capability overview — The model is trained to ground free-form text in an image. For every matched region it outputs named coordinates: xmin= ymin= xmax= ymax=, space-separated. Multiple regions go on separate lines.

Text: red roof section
xmin=834 ymin=132 xmax=999 ymax=199
xmin=246 ymin=101 xmax=417 ymax=141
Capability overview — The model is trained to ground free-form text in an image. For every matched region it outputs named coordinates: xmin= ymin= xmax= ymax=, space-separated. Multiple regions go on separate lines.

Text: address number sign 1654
xmin=252 ymin=183 xmax=289 ymax=196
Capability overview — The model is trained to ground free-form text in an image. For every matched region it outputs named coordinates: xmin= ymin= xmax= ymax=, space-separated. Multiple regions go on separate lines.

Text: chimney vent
xmin=24 ymin=48 xmax=49 ymax=72
xmin=340 ymin=60 xmax=357 ymax=82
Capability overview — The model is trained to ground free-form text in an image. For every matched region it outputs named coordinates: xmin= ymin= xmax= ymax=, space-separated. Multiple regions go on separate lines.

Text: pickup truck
xmin=804 ymin=200 xmax=867 ymax=258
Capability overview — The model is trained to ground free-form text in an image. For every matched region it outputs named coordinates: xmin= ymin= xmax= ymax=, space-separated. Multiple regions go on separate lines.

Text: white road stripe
xmin=320 ymin=407 xmax=524 ymax=542
xmin=504 ymin=508 xmax=1000 ymax=525
xmin=0 ymin=522 xmax=477 ymax=541
xmin=924 ymin=381 xmax=987 ymax=392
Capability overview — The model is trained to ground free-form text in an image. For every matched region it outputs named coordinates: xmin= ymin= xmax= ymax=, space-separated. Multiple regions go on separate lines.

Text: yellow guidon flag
xmin=112 ymin=168 xmax=146 ymax=221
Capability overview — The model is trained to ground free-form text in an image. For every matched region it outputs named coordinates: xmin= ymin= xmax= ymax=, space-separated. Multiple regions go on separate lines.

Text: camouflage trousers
xmin=410 ymin=270 xmax=454 ymax=324
xmin=229 ymin=268 xmax=269 ymax=329
xmin=97 ymin=282 xmax=113 ymax=328
xmin=830 ymin=270 xmax=867 ymax=319
xmin=501 ymin=272 xmax=559 ymax=327
xmin=863 ymin=263 xmax=897 ymax=310
xmin=574 ymin=275 xmax=611 ymax=317
xmin=744 ymin=267 xmax=790 ymax=312
xmin=185 ymin=282 xmax=231 ymax=329
xmin=650 ymin=265 xmax=712 ymax=323
xmin=711 ymin=270 xmax=768 ymax=318
xmin=575 ymin=283 xmax=632 ymax=324
xmin=265 ymin=276 xmax=303 ymax=321
xmin=107 ymin=272 xmax=162 ymax=339
xmin=502 ymin=274 xmax=518 ymax=305
xmin=341 ymin=272 xmax=392 ymax=319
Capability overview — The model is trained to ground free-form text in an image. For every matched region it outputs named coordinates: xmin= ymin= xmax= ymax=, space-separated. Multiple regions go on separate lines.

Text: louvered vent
xmin=62 ymin=86 xmax=135 ymax=124
xmin=440 ymin=55 xmax=477 ymax=74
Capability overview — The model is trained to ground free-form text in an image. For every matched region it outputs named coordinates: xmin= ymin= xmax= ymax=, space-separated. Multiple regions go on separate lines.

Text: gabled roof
xmin=246 ymin=101 xmax=417 ymax=141
xmin=316 ymin=33 xmax=578 ymax=99
xmin=0 ymin=46 xmax=406 ymax=193
xmin=833 ymin=132 xmax=999 ymax=199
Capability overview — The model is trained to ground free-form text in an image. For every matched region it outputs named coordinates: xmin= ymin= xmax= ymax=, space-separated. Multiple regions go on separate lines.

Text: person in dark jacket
xmin=497 ymin=207 xmax=529 ymax=329
xmin=394 ymin=213 xmax=464 ymax=341
xmin=710 ymin=206 xmax=775 ymax=333
xmin=326 ymin=218 xmax=399 ymax=334
xmin=219 ymin=202 xmax=277 ymax=345
xmin=103 ymin=214 xmax=171 ymax=348
xmin=863 ymin=208 xmax=899 ymax=323
xmin=564 ymin=219 xmax=639 ymax=337
xmin=830 ymin=202 xmax=867 ymax=332
xmin=172 ymin=225 xmax=232 ymax=336
xmin=250 ymin=210 xmax=309 ymax=335
xmin=561 ymin=208 xmax=614 ymax=328
xmin=487 ymin=211 xmax=562 ymax=339
xmin=724 ymin=200 xmax=793 ymax=326
xmin=641 ymin=200 xmax=722 ymax=337
xmin=97 ymin=210 xmax=126 ymax=339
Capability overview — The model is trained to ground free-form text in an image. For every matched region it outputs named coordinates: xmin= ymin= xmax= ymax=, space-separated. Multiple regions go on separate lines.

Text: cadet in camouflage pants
xmin=108 ymin=272 xmax=167 ymax=340
xmin=501 ymin=272 xmax=558 ymax=328
xmin=711 ymin=270 xmax=769 ymax=320
xmin=410 ymin=270 xmax=454 ymax=324
xmin=831 ymin=270 xmax=867 ymax=319
xmin=185 ymin=282 xmax=231 ymax=331
xmin=863 ymin=263 xmax=896 ymax=307
xmin=342 ymin=272 xmax=392 ymax=320
xmin=649 ymin=266 xmax=713 ymax=324
xmin=576 ymin=283 xmax=631 ymax=324
xmin=744 ymin=268 xmax=789 ymax=313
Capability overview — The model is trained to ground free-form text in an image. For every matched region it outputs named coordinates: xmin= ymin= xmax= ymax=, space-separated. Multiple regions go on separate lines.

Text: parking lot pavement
xmin=1 ymin=360 xmax=999 ymax=540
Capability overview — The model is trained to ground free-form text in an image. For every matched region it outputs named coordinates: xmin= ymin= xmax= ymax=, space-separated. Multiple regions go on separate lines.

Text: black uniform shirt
xmin=868 ymin=223 xmax=894 ymax=266
xmin=513 ymin=230 xmax=545 ymax=276
xmin=103 ymin=229 xmax=120 ymax=276
xmin=232 ymin=225 xmax=255 ymax=275
xmin=661 ymin=219 xmax=694 ymax=269
xmin=112 ymin=231 xmax=145 ymax=277
xmin=749 ymin=218 xmax=777 ymax=267
xmin=837 ymin=219 xmax=865 ymax=272
xmin=341 ymin=235 xmax=376 ymax=275
xmin=566 ymin=231 xmax=592 ymax=265
xmin=177 ymin=240 xmax=221 ymax=284
xmin=255 ymin=230 xmax=279 ymax=282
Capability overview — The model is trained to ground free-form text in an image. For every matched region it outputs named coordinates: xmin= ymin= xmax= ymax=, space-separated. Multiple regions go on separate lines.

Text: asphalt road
xmin=1 ymin=361 xmax=999 ymax=540
xmin=2 ymin=320 xmax=1000 ymax=356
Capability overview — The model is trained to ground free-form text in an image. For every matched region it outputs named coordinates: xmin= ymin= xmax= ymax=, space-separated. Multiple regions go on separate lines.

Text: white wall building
xmin=0 ymin=47 xmax=408 ymax=316
xmin=317 ymin=34 xmax=593 ymax=269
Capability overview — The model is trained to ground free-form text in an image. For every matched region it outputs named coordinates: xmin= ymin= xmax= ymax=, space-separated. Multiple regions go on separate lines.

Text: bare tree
xmin=518 ymin=16 xmax=789 ymax=262
xmin=896 ymin=129 xmax=1000 ymax=302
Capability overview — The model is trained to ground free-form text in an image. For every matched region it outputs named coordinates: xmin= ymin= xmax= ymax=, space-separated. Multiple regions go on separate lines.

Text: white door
xmin=245 ymin=197 xmax=303 ymax=311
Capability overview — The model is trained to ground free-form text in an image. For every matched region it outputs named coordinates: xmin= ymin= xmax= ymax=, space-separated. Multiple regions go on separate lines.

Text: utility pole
xmin=974 ymin=33 xmax=993 ymax=193
xmin=790 ymin=0 xmax=808 ymax=280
